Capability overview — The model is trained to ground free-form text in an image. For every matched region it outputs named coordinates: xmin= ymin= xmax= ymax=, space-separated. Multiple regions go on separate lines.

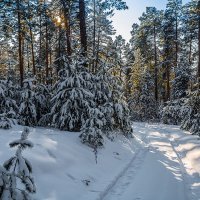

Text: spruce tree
xmin=19 ymin=77 xmax=37 ymax=126
xmin=0 ymin=128 xmax=36 ymax=200
xmin=0 ymin=78 xmax=18 ymax=129
xmin=181 ymin=88 xmax=200 ymax=135
xmin=79 ymin=108 xmax=104 ymax=163
xmin=51 ymin=54 xmax=94 ymax=131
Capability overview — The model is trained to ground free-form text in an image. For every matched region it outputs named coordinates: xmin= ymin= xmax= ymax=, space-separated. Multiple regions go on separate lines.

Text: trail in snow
xmin=98 ymin=123 xmax=197 ymax=200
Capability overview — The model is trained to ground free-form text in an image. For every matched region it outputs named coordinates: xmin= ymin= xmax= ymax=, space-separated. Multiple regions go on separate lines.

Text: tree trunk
xmin=17 ymin=0 xmax=23 ymax=87
xmin=189 ymin=36 xmax=192 ymax=65
xmin=154 ymin=24 xmax=158 ymax=101
xmin=175 ymin=16 xmax=178 ymax=67
xmin=79 ymin=0 xmax=87 ymax=56
xmin=30 ymin=27 xmax=36 ymax=76
xmin=92 ymin=0 xmax=96 ymax=73
xmin=61 ymin=0 xmax=72 ymax=56
xmin=198 ymin=3 xmax=200 ymax=86
xmin=45 ymin=2 xmax=49 ymax=84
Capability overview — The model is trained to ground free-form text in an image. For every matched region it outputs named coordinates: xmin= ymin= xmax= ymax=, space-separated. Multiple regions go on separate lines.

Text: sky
xmin=112 ymin=0 xmax=190 ymax=42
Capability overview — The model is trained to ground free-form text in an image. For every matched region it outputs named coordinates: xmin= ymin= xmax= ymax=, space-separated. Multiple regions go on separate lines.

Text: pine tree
xmin=92 ymin=69 xmax=113 ymax=132
xmin=51 ymin=54 xmax=94 ymax=131
xmin=79 ymin=108 xmax=104 ymax=163
xmin=110 ymin=75 xmax=132 ymax=136
xmin=160 ymin=98 xmax=185 ymax=125
xmin=129 ymin=69 xmax=157 ymax=122
xmin=181 ymin=88 xmax=200 ymax=135
xmin=171 ymin=57 xmax=191 ymax=100
xmin=18 ymin=77 xmax=37 ymax=126
xmin=138 ymin=70 xmax=158 ymax=121
xmin=35 ymin=83 xmax=51 ymax=123
xmin=0 ymin=78 xmax=18 ymax=129
xmin=1 ymin=128 xmax=36 ymax=199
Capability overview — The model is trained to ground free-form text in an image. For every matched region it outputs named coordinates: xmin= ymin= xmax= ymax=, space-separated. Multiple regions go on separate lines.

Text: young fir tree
xmin=51 ymin=54 xmax=94 ymax=131
xmin=138 ymin=70 xmax=158 ymax=121
xmin=181 ymin=88 xmax=200 ymax=135
xmin=109 ymin=75 xmax=132 ymax=136
xmin=0 ymin=78 xmax=18 ymax=129
xmin=92 ymin=68 xmax=114 ymax=133
xmin=79 ymin=108 xmax=104 ymax=163
xmin=161 ymin=56 xmax=192 ymax=125
xmin=35 ymin=83 xmax=51 ymax=124
xmin=128 ymin=67 xmax=158 ymax=122
xmin=18 ymin=77 xmax=37 ymax=126
xmin=1 ymin=128 xmax=36 ymax=200
xmin=160 ymin=98 xmax=185 ymax=125
xmin=171 ymin=57 xmax=191 ymax=100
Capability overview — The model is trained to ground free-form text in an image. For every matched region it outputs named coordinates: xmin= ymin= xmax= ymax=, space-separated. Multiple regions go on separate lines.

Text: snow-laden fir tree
xmin=160 ymin=98 xmax=185 ymax=125
xmin=181 ymin=88 xmax=200 ymax=135
xmin=0 ymin=114 xmax=14 ymax=129
xmin=161 ymin=56 xmax=192 ymax=125
xmin=0 ymin=78 xmax=18 ymax=129
xmin=0 ymin=165 xmax=10 ymax=199
xmin=80 ymin=108 xmax=104 ymax=163
xmin=129 ymin=69 xmax=157 ymax=122
xmin=92 ymin=69 xmax=114 ymax=133
xmin=1 ymin=128 xmax=36 ymax=199
xmin=18 ymin=77 xmax=37 ymax=126
xmin=171 ymin=57 xmax=191 ymax=100
xmin=109 ymin=75 xmax=132 ymax=136
xmin=137 ymin=70 xmax=158 ymax=121
xmin=35 ymin=83 xmax=51 ymax=124
xmin=51 ymin=54 xmax=94 ymax=131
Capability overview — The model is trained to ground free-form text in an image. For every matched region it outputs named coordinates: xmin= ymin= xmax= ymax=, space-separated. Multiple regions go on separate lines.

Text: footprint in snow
xmin=47 ymin=149 xmax=56 ymax=159
xmin=66 ymin=173 xmax=76 ymax=181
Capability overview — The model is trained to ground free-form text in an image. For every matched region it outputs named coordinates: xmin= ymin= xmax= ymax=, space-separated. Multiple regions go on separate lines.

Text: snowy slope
xmin=0 ymin=125 xmax=138 ymax=200
xmin=0 ymin=123 xmax=200 ymax=200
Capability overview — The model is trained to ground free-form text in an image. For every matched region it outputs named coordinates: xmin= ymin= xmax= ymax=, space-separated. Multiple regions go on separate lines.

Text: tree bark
xmin=175 ymin=16 xmax=178 ymax=67
xmin=79 ymin=0 xmax=87 ymax=56
xmin=154 ymin=24 xmax=158 ymax=101
xmin=61 ymin=0 xmax=72 ymax=56
xmin=45 ymin=1 xmax=49 ymax=84
xmin=198 ymin=1 xmax=200 ymax=86
xmin=17 ymin=0 xmax=23 ymax=87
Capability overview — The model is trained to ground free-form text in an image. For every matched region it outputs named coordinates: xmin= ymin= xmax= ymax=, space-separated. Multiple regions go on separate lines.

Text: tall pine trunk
xmin=45 ymin=2 xmax=49 ymax=84
xmin=17 ymin=0 xmax=23 ymax=87
xmin=175 ymin=16 xmax=178 ymax=67
xmin=154 ymin=24 xmax=158 ymax=102
xmin=79 ymin=0 xmax=87 ymax=56
xmin=198 ymin=1 xmax=200 ymax=86
xmin=61 ymin=0 xmax=72 ymax=57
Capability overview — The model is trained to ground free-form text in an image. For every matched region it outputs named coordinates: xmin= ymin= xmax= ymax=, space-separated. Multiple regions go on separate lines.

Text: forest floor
xmin=0 ymin=123 xmax=199 ymax=200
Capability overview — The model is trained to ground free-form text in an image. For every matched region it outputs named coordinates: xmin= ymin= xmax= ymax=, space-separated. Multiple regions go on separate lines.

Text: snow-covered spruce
xmin=0 ymin=114 xmax=14 ymax=129
xmin=109 ymin=75 xmax=132 ymax=136
xmin=0 ymin=127 xmax=36 ymax=199
xmin=50 ymin=55 xmax=94 ymax=131
xmin=18 ymin=77 xmax=37 ymax=126
xmin=129 ymin=70 xmax=157 ymax=122
xmin=181 ymin=89 xmax=200 ymax=135
xmin=171 ymin=58 xmax=191 ymax=100
xmin=92 ymin=70 xmax=114 ymax=132
xmin=0 ymin=78 xmax=18 ymax=129
xmin=160 ymin=98 xmax=185 ymax=125
xmin=35 ymin=83 xmax=51 ymax=124
xmin=79 ymin=108 xmax=104 ymax=163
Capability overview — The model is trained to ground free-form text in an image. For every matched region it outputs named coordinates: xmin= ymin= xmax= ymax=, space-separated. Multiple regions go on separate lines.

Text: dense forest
xmin=0 ymin=0 xmax=200 ymax=199
xmin=0 ymin=0 xmax=199 ymax=147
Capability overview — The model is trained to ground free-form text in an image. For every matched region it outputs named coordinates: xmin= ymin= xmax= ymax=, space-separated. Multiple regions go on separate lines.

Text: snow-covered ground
xmin=0 ymin=123 xmax=200 ymax=200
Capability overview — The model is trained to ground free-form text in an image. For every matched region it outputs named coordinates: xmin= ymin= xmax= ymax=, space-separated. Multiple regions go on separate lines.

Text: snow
xmin=0 ymin=125 xmax=137 ymax=200
xmin=0 ymin=122 xmax=200 ymax=200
